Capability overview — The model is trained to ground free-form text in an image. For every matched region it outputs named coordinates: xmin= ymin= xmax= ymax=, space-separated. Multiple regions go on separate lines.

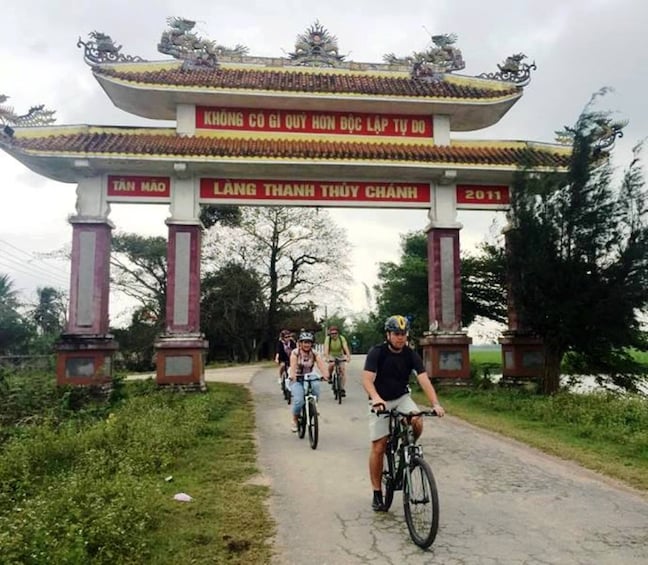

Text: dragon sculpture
xmin=384 ymin=33 xmax=465 ymax=81
xmin=77 ymin=31 xmax=144 ymax=65
xmin=478 ymin=53 xmax=537 ymax=86
xmin=0 ymin=94 xmax=55 ymax=127
xmin=158 ymin=17 xmax=248 ymax=69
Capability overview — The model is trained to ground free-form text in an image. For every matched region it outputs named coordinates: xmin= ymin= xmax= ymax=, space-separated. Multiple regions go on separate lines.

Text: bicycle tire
xmin=381 ymin=443 xmax=396 ymax=510
xmin=285 ymin=379 xmax=292 ymax=404
xmin=403 ymin=457 xmax=439 ymax=549
xmin=307 ymin=399 xmax=318 ymax=449
xmin=298 ymin=404 xmax=306 ymax=439
xmin=331 ymin=368 xmax=339 ymax=399
xmin=336 ymin=369 xmax=343 ymax=404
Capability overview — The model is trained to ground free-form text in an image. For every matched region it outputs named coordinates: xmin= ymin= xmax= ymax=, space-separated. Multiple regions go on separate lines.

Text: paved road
xmin=243 ymin=356 xmax=648 ymax=565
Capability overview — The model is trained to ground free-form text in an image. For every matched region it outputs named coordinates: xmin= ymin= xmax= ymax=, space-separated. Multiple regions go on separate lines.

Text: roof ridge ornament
xmin=0 ymin=94 xmax=56 ymax=127
xmin=288 ymin=20 xmax=346 ymax=67
xmin=384 ymin=33 xmax=465 ymax=81
xmin=478 ymin=53 xmax=537 ymax=86
xmin=77 ymin=31 xmax=145 ymax=65
xmin=158 ymin=17 xmax=248 ymax=70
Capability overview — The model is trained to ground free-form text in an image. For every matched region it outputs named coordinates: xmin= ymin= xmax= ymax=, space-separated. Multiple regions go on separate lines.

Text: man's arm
xmin=415 ymin=372 xmax=445 ymax=416
xmin=342 ymin=336 xmax=351 ymax=361
xmin=362 ymin=369 xmax=384 ymax=406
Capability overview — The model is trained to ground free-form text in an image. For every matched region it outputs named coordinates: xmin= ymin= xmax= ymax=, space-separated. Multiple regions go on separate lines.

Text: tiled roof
xmin=10 ymin=130 xmax=570 ymax=169
xmin=95 ymin=66 xmax=521 ymax=100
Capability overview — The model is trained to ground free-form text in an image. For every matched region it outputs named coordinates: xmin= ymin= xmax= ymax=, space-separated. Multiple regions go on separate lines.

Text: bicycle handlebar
xmin=371 ymin=404 xmax=438 ymax=418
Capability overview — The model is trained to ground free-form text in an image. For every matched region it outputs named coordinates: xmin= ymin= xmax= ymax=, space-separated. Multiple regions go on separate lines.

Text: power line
xmin=0 ymin=252 xmax=69 ymax=286
xmin=0 ymin=239 xmax=69 ymax=285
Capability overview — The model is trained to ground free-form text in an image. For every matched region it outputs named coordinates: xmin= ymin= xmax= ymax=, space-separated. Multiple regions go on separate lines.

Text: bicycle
xmin=279 ymin=365 xmax=291 ymax=404
xmin=329 ymin=357 xmax=345 ymax=404
xmin=373 ymin=404 xmax=440 ymax=549
xmin=296 ymin=372 xmax=321 ymax=449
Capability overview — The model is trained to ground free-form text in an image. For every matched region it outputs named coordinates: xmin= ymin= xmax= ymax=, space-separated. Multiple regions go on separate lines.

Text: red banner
xmin=456 ymin=184 xmax=510 ymax=209
xmin=200 ymin=178 xmax=431 ymax=207
xmin=196 ymin=107 xmax=433 ymax=137
xmin=107 ymin=175 xmax=171 ymax=199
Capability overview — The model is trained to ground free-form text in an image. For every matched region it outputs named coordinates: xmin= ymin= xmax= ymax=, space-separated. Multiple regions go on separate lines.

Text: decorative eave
xmin=92 ymin=60 xmax=523 ymax=132
xmin=1 ymin=125 xmax=570 ymax=186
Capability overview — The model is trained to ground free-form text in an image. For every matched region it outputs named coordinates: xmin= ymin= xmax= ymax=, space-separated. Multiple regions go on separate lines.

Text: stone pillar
xmin=155 ymin=175 xmax=207 ymax=389
xmin=419 ymin=180 xmax=471 ymax=382
xmin=499 ymin=225 xmax=544 ymax=381
xmin=56 ymin=176 xmax=117 ymax=386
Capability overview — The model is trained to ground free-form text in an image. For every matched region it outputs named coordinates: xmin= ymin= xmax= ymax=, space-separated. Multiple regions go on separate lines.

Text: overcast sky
xmin=1 ymin=0 xmax=646 ymax=329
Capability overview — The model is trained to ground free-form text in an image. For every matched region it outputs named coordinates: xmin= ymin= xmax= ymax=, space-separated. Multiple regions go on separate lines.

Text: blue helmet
xmin=384 ymin=315 xmax=410 ymax=332
xmin=298 ymin=331 xmax=314 ymax=342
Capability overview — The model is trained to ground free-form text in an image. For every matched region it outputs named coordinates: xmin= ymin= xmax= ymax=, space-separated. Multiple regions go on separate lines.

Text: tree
xmin=201 ymin=263 xmax=266 ymax=362
xmin=204 ymin=206 xmax=352 ymax=356
xmin=374 ymin=232 xmax=429 ymax=339
xmin=31 ymin=286 xmax=66 ymax=336
xmin=28 ymin=286 xmax=67 ymax=354
xmin=0 ymin=274 xmax=32 ymax=355
xmin=373 ymin=231 xmax=507 ymax=340
xmin=507 ymin=93 xmax=648 ymax=394
xmin=111 ymin=233 xmax=168 ymax=326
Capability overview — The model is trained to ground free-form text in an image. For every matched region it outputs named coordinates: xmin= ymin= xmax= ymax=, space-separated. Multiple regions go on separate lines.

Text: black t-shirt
xmin=364 ymin=343 xmax=425 ymax=401
xmin=276 ymin=338 xmax=296 ymax=363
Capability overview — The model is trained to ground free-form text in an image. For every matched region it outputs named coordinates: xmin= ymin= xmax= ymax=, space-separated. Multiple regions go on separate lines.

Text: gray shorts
xmin=368 ymin=394 xmax=419 ymax=441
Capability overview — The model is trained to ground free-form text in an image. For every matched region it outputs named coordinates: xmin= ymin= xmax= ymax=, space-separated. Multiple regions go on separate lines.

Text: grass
xmin=2 ymin=362 xmax=646 ymax=562
xmin=418 ymin=386 xmax=648 ymax=491
xmin=0 ymin=377 xmax=274 ymax=564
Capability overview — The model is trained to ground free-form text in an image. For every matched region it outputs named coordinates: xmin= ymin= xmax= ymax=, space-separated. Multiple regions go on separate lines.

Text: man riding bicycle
xmin=362 ymin=314 xmax=445 ymax=511
xmin=275 ymin=329 xmax=296 ymax=384
xmin=323 ymin=326 xmax=351 ymax=397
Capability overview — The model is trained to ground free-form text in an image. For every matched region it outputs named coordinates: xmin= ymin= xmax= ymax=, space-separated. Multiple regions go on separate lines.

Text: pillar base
xmin=420 ymin=332 xmax=472 ymax=383
xmin=155 ymin=334 xmax=208 ymax=389
xmin=499 ymin=332 xmax=544 ymax=380
xmin=55 ymin=334 xmax=118 ymax=386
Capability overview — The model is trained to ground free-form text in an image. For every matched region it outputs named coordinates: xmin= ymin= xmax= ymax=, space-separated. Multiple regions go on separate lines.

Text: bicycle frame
xmin=297 ymin=372 xmax=321 ymax=449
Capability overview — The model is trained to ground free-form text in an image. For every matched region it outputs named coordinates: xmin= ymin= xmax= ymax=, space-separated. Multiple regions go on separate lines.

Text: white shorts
xmin=368 ymin=394 xmax=419 ymax=441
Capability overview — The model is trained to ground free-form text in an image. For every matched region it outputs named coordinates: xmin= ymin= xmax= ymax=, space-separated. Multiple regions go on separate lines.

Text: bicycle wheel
xmin=284 ymin=376 xmax=292 ymax=404
xmin=307 ymin=399 xmax=319 ymax=449
xmin=403 ymin=457 xmax=439 ymax=548
xmin=381 ymin=442 xmax=397 ymax=510
xmin=331 ymin=368 xmax=339 ymax=399
xmin=297 ymin=404 xmax=306 ymax=439
xmin=336 ymin=369 xmax=342 ymax=404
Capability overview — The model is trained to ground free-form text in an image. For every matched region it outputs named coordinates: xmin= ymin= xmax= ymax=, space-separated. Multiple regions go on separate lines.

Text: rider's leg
xmin=290 ymin=381 xmax=305 ymax=429
xmin=340 ymin=364 xmax=347 ymax=394
xmin=369 ymin=436 xmax=389 ymax=490
xmin=412 ymin=415 xmax=423 ymax=440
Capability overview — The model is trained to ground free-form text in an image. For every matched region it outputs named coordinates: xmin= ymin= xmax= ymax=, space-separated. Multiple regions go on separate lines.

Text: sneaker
xmin=291 ymin=422 xmax=298 ymax=433
xmin=372 ymin=492 xmax=386 ymax=512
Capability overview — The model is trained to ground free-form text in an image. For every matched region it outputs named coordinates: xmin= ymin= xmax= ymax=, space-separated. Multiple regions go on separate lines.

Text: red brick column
xmin=155 ymin=221 xmax=207 ymax=389
xmin=420 ymin=225 xmax=471 ymax=382
xmin=56 ymin=218 xmax=117 ymax=385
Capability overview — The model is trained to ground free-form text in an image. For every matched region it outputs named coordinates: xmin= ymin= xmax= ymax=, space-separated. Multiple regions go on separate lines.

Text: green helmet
xmin=384 ymin=315 xmax=410 ymax=332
